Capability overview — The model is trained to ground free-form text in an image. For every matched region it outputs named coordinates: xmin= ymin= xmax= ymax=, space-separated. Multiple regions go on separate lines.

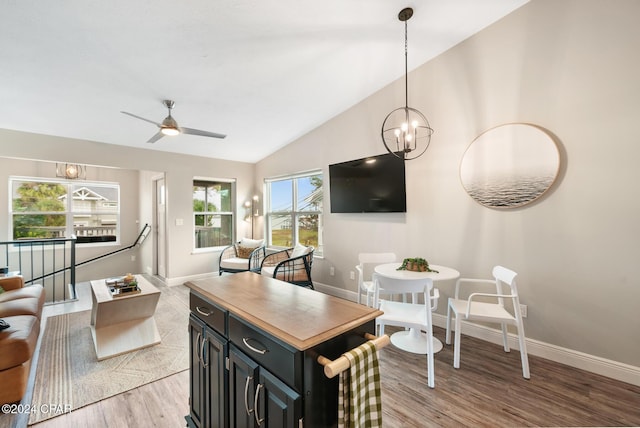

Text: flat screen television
xmin=329 ymin=152 xmax=406 ymax=213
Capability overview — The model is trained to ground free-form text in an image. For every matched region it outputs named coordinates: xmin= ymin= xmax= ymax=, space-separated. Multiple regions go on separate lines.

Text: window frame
xmin=9 ymin=176 xmax=121 ymax=246
xmin=265 ymin=170 xmax=323 ymax=256
xmin=192 ymin=177 xmax=236 ymax=253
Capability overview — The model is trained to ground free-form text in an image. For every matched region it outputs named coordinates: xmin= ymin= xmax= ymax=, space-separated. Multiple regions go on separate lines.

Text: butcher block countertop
xmin=185 ymin=272 xmax=382 ymax=351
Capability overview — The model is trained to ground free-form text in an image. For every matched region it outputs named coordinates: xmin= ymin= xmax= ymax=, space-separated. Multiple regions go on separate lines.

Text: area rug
xmin=28 ymin=289 xmax=189 ymax=425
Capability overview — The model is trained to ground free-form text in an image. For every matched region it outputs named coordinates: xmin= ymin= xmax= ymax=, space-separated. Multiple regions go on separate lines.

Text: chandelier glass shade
xmin=382 ymin=7 xmax=433 ymax=161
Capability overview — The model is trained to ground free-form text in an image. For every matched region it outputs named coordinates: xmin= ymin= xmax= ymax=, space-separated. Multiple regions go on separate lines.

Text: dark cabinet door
xmin=189 ymin=314 xmax=206 ymax=428
xmin=229 ymin=346 xmax=259 ymax=428
xmin=204 ymin=327 xmax=228 ymax=428
xmin=255 ymin=369 xmax=302 ymax=428
xmin=189 ymin=313 xmax=228 ymax=428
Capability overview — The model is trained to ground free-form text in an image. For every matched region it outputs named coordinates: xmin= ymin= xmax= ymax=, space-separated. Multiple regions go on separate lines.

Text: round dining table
xmin=373 ymin=263 xmax=460 ymax=354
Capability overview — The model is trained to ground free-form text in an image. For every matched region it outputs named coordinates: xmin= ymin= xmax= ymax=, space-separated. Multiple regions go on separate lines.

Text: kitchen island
xmin=185 ymin=271 xmax=382 ymax=428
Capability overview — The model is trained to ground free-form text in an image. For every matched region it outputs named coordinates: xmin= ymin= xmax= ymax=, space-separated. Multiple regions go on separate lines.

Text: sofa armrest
xmin=0 ymin=276 xmax=24 ymax=292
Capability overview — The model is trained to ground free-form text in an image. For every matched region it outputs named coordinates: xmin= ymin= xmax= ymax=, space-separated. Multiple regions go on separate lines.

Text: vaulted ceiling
xmin=1 ymin=1 xmax=528 ymax=162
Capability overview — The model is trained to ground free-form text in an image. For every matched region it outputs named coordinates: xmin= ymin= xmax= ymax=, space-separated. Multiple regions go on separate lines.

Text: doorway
xmin=153 ymin=176 xmax=167 ymax=278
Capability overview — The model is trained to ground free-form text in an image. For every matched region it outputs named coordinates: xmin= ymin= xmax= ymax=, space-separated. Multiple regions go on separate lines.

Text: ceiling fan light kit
xmin=121 ymin=99 xmax=226 ymax=143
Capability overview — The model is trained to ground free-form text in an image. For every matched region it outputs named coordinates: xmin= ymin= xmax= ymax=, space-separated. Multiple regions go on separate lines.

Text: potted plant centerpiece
xmin=397 ymin=257 xmax=439 ymax=273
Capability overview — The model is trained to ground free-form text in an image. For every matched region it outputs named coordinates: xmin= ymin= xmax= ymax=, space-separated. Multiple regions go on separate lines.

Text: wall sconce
xmin=244 ymin=195 xmax=260 ymax=238
xmin=56 ymin=163 xmax=86 ymax=180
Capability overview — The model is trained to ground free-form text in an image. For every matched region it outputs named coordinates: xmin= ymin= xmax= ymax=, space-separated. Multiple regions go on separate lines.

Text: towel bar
xmin=317 ymin=333 xmax=390 ymax=378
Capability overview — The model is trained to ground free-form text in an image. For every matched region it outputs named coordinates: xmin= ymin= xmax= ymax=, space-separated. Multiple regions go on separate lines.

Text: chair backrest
xmin=492 ymin=265 xmax=519 ymax=307
xmin=373 ymin=274 xmax=432 ymax=307
xmin=356 ymin=252 xmax=396 ymax=284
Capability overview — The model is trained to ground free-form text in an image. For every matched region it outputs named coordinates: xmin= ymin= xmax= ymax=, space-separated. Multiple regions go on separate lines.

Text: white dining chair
xmin=355 ymin=252 xmax=396 ymax=307
xmin=445 ymin=265 xmax=530 ymax=379
xmin=374 ymin=274 xmax=438 ymax=388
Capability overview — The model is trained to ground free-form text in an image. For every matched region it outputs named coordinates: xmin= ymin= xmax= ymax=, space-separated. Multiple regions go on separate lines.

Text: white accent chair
xmin=355 ymin=252 xmax=396 ymax=307
xmin=374 ymin=275 xmax=438 ymax=388
xmin=445 ymin=265 xmax=530 ymax=379
xmin=218 ymin=238 xmax=266 ymax=275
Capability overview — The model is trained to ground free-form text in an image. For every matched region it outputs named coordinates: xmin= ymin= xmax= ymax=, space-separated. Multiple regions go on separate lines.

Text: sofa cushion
xmin=220 ymin=257 xmax=250 ymax=270
xmin=0 ymin=276 xmax=24 ymax=292
xmin=0 ymin=297 xmax=41 ymax=319
xmin=0 ymin=315 xmax=39 ymax=371
xmin=0 ymin=284 xmax=44 ymax=304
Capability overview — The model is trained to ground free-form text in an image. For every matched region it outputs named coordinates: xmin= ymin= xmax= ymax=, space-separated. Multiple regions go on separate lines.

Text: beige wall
xmin=256 ymin=0 xmax=640 ymax=367
xmin=1 ymin=0 xmax=638 ymax=370
xmin=0 ymin=130 xmax=255 ymax=281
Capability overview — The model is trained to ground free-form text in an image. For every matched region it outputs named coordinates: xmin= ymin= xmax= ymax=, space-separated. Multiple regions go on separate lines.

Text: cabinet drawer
xmin=229 ymin=315 xmax=301 ymax=389
xmin=190 ymin=292 xmax=227 ymax=336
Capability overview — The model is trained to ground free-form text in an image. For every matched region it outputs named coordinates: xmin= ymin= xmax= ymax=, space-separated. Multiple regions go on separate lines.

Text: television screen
xmin=329 ymin=152 xmax=406 ymax=213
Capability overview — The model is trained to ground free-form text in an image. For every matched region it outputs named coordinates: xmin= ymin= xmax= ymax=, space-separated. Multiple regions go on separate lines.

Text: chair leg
xmin=453 ymin=316 xmax=462 ymax=369
xmin=445 ymin=303 xmax=452 ymax=345
xmin=517 ymin=326 xmax=530 ymax=379
xmin=426 ymin=327 xmax=435 ymax=389
xmin=357 ymin=289 xmax=362 ymax=305
xmin=501 ymin=322 xmax=510 ymax=352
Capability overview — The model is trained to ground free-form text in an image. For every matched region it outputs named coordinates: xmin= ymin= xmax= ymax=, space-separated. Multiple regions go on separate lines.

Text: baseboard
xmin=313 ymin=281 xmax=640 ymax=387
xmin=164 ymin=272 xmax=218 ymax=287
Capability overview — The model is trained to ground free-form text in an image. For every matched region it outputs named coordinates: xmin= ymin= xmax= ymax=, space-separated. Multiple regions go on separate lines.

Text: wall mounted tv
xmin=329 ymin=152 xmax=406 ymax=213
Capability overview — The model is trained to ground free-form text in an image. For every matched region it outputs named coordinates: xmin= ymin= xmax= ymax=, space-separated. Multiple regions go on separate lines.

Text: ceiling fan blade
xmin=121 ymin=111 xmax=161 ymax=127
xmin=147 ymin=131 xmax=165 ymax=144
xmin=181 ymin=127 xmax=226 ymax=139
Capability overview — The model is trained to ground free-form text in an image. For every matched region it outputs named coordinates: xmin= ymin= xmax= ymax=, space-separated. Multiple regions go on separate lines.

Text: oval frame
xmin=460 ymin=123 xmax=560 ymax=209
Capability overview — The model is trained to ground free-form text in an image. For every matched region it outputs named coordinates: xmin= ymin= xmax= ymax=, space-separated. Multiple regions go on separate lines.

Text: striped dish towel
xmin=338 ymin=340 xmax=383 ymax=428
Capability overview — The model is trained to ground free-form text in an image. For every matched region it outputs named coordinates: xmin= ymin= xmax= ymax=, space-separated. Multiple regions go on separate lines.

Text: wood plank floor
xmin=2 ymin=278 xmax=639 ymax=427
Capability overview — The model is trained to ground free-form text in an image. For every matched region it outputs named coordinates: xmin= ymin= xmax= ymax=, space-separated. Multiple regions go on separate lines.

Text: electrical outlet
xmin=519 ymin=304 xmax=528 ymax=318
xmin=350 ymin=271 xmax=355 ymax=280
xmin=330 ymin=267 xmax=335 ymax=276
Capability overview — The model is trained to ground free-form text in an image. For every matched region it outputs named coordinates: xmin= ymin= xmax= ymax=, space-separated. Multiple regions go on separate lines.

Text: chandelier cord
xmin=404 ymin=18 xmax=409 ymax=109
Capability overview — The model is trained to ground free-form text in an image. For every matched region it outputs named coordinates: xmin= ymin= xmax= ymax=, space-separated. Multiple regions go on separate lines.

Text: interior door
xmin=155 ymin=177 xmax=166 ymax=278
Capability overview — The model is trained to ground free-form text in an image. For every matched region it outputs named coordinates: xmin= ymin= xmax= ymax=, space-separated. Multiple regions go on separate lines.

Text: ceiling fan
xmin=121 ymin=100 xmax=226 ymax=143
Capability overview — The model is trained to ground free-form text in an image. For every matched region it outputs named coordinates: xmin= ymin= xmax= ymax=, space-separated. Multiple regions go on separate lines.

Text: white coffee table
xmin=90 ymin=275 xmax=161 ymax=360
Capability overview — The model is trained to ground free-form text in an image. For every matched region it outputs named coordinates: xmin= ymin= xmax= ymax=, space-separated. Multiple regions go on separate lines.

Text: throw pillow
xmin=0 ymin=285 xmax=4 ymax=294
xmin=236 ymin=245 xmax=254 ymax=259
xmin=291 ymin=243 xmax=308 ymax=258
xmin=240 ymin=238 xmax=264 ymax=249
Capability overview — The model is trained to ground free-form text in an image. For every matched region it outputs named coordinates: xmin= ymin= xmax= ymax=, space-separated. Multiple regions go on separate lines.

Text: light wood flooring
xmin=2 ymin=277 xmax=639 ymax=427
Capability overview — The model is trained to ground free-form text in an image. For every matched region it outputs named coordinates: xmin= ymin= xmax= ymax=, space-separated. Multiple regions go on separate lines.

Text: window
xmin=193 ymin=179 xmax=234 ymax=250
xmin=10 ymin=178 xmax=120 ymax=243
xmin=266 ymin=171 xmax=323 ymax=256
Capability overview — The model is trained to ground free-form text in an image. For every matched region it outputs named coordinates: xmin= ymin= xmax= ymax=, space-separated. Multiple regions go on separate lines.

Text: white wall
xmin=0 ymin=130 xmax=255 ymax=283
xmin=256 ymin=0 xmax=640 ymax=368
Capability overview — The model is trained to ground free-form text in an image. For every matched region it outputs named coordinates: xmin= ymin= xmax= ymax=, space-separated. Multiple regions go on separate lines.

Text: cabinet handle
xmin=254 ymin=383 xmax=264 ymax=426
xmin=195 ymin=332 xmax=202 ymax=366
xmin=244 ymin=376 xmax=254 ymax=415
xmin=196 ymin=306 xmax=213 ymax=317
xmin=201 ymin=337 xmax=209 ymax=368
xmin=242 ymin=337 xmax=268 ymax=355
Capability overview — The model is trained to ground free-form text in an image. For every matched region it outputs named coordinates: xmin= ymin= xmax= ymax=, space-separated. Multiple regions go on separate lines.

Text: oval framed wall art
xmin=460 ymin=123 xmax=560 ymax=209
